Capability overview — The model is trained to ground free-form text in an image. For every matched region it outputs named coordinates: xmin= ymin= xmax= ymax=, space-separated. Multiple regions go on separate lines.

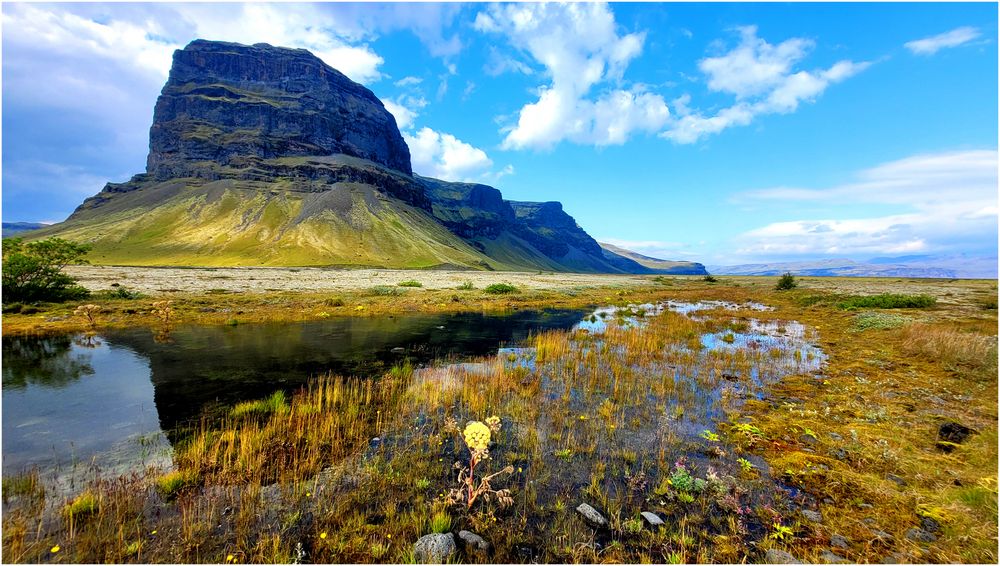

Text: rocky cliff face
xmin=41 ymin=39 xmax=701 ymax=272
xmin=147 ymin=40 xmax=412 ymax=179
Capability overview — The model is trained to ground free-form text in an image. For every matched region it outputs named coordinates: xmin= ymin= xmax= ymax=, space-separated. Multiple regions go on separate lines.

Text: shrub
xmin=703 ymin=275 xmax=718 ymax=283
xmin=64 ymin=490 xmax=99 ymax=518
xmin=775 ymin=272 xmax=797 ymax=291
xmin=852 ymin=311 xmax=909 ymax=331
xmin=369 ymin=285 xmax=402 ymax=296
xmin=1 ymin=237 xmax=91 ymax=303
xmin=457 ymin=281 xmax=475 ymax=290
xmin=484 ymin=283 xmax=518 ymax=295
xmin=397 ymin=280 xmax=423 ymax=288
xmin=837 ymin=293 xmax=936 ymax=310
xmin=97 ymin=285 xmax=146 ymax=300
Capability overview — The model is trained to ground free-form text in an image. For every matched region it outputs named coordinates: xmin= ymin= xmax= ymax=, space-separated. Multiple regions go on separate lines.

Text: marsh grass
xmin=2 ymin=278 xmax=995 ymax=564
xmin=837 ymin=293 xmax=936 ymax=309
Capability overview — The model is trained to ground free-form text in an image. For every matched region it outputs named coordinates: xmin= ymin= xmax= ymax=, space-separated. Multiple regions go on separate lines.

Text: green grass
xmin=457 ymin=281 xmax=475 ymax=290
xmin=852 ymin=311 xmax=910 ymax=331
xmin=63 ymin=491 xmax=99 ymax=518
xmin=231 ymin=391 xmax=288 ymax=418
xmin=155 ymin=470 xmax=197 ymax=500
xmin=837 ymin=293 xmax=936 ymax=309
xmin=429 ymin=510 xmax=452 ymax=534
xmin=484 ymin=283 xmax=518 ymax=295
xmin=397 ymin=280 xmax=423 ymax=288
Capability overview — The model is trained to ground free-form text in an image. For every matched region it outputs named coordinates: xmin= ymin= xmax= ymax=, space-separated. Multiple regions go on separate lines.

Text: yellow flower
xmin=320 ymin=532 xmax=328 ymax=539
xmin=226 ymin=554 xmax=235 ymax=562
xmin=150 ymin=530 xmax=157 ymax=535
xmin=463 ymin=421 xmax=491 ymax=451
xmin=387 ymin=534 xmax=392 ymax=539
xmin=485 ymin=415 xmax=501 ymax=432
xmin=51 ymin=545 xmax=61 ymax=553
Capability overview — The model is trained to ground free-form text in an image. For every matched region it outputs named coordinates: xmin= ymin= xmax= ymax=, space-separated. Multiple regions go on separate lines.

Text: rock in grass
xmin=905 ymin=527 xmax=937 ymax=543
xmin=920 ymin=515 xmax=942 ymax=533
xmin=575 ymin=503 xmax=608 ymax=529
xmin=413 ymin=533 xmax=456 ymax=563
xmin=818 ymin=550 xmax=850 ymax=564
xmin=802 ymin=509 xmax=823 ymax=523
xmin=830 ymin=534 xmax=850 ymax=549
xmin=640 ymin=511 xmax=664 ymax=528
xmin=938 ymin=421 xmax=976 ymax=444
xmin=870 ymin=529 xmax=895 ymax=544
xmin=764 ymin=548 xmax=803 ymax=564
xmin=458 ymin=530 xmax=489 ymax=553
xmin=886 ymin=473 xmax=906 ymax=487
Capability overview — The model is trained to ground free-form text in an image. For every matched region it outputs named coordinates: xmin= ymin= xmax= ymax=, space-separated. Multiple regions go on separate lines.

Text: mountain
xmin=28 ymin=39 xmax=695 ymax=273
xmin=598 ymin=242 xmax=708 ymax=275
xmin=2 ymin=222 xmax=48 ymax=238
xmin=711 ymin=256 xmax=998 ymax=279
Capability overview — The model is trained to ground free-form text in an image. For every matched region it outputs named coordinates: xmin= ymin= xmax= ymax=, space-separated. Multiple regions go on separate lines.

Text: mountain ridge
xmin=27 ymin=40 xmax=701 ymax=272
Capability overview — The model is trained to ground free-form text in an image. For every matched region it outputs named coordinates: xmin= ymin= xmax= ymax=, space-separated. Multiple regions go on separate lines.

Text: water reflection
xmin=2 ymin=308 xmax=589 ymax=477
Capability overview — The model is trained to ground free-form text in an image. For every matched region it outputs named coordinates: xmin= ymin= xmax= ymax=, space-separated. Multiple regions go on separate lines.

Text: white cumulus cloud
xmin=475 ymin=2 xmax=669 ymax=150
xmin=405 ymin=127 xmax=512 ymax=184
xmin=663 ymin=26 xmax=869 ymax=144
xmin=905 ymin=26 xmax=981 ymax=55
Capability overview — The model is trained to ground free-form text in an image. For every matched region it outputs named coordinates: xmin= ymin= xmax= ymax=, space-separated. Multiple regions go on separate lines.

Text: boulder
xmin=458 ymin=530 xmax=489 ymax=554
xmin=575 ymin=503 xmax=608 ymax=529
xmin=764 ymin=549 xmax=802 ymax=564
xmin=640 ymin=511 xmax=665 ymax=528
xmin=413 ymin=533 xmax=456 ymax=564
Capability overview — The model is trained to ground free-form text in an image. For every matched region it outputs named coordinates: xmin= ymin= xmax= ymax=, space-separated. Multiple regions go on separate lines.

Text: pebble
xmin=818 ymin=550 xmax=850 ymax=564
xmin=802 ymin=510 xmax=823 ymax=523
xmin=765 ymin=549 xmax=802 ymax=564
xmin=640 ymin=511 xmax=664 ymax=528
xmin=886 ymin=473 xmax=906 ymax=487
xmin=458 ymin=530 xmax=489 ymax=553
xmin=828 ymin=432 xmax=844 ymax=442
xmin=575 ymin=503 xmax=608 ymax=529
xmin=830 ymin=534 xmax=850 ymax=549
xmin=413 ymin=533 xmax=457 ymax=564
xmin=905 ymin=528 xmax=937 ymax=543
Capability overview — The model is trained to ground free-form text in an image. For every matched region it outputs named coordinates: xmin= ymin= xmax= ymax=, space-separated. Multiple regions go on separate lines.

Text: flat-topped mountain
xmin=30 ymin=40 xmax=702 ymax=273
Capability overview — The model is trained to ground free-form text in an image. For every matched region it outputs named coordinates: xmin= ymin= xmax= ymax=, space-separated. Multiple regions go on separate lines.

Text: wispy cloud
xmin=732 ymin=150 xmax=998 ymax=259
xmin=905 ymin=26 xmax=981 ymax=55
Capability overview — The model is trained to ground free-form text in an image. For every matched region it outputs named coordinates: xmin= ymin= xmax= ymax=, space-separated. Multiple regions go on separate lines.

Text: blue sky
xmin=2 ymin=2 xmax=997 ymax=265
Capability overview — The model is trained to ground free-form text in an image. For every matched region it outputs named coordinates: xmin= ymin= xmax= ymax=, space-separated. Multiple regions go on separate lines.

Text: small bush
xmin=703 ymin=275 xmax=718 ymax=283
xmin=837 ymin=294 xmax=936 ymax=310
xmin=369 ymin=285 xmax=403 ymax=296
xmin=852 ymin=311 xmax=909 ymax=331
xmin=397 ymin=280 xmax=423 ymax=288
xmin=457 ymin=281 xmax=475 ymax=290
xmin=2 ymin=237 xmax=91 ymax=303
xmin=323 ymin=297 xmax=345 ymax=307
xmin=484 ymin=283 xmax=518 ymax=295
xmin=64 ymin=490 xmax=99 ymax=518
xmin=775 ymin=272 xmax=797 ymax=290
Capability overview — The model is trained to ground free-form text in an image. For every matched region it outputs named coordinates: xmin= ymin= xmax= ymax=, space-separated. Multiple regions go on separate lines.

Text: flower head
xmin=463 ymin=421 xmax=491 ymax=452
xmin=51 ymin=545 xmax=61 ymax=554
xmin=485 ymin=415 xmax=502 ymax=432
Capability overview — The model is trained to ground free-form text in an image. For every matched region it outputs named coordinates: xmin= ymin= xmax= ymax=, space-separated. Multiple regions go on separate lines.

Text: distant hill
xmin=26 ymin=40 xmax=675 ymax=273
xmin=711 ymin=255 xmax=997 ymax=279
xmin=2 ymin=222 xmax=48 ymax=238
xmin=598 ymin=242 xmax=708 ymax=275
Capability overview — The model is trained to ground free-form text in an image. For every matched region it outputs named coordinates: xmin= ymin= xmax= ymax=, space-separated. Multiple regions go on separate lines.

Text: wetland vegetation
xmin=1 ymin=274 xmax=996 ymax=563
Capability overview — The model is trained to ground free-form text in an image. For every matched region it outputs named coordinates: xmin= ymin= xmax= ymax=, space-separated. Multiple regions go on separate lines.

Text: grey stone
xmin=886 ymin=473 xmax=906 ymax=487
xmin=576 ymin=503 xmax=608 ymax=529
xmin=830 ymin=534 xmax=850 ymax=549
xmin=765 ymin=549 xmax=802 ymax=564
xmin=818 ymin=550 xmax=850 ymax=564
xmin=798 ymin=433 xmax=818 ymax=446
xmin=458 ymin=530 xmax=489 ymax=553
xmin=870 ymin=529 xmax=895 ymax=544
xmin=880 ymin=552 xmax=908 ymax=564
xmin=802 ymin=509 xmax=823 ymax=523
xmin=858 ymin=503 xmax=874 ymax=510
xmin=920 ymin=515 xmax=942 ymax=533
xmin=413 ymin=533 xmax=457 ymax=564
xmin=640 ymin=511 xmax=664 ymax=528
xmin=828 ymin=432 xmax=844 ymax=442
xmin=905 ymin=528 xmax=937 ymax=543
xmin=830 ymin=447 xmax=848 ymax=461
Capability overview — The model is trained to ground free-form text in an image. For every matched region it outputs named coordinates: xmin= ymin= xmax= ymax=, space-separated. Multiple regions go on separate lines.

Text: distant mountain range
xmin=598 ymin=242 xmax=707 ymax=275
xmin=710 ymin=255 xmax=998 ymax=279
xmin=2 ymin=222 xmax=48 ymax=238
xmin=19 ymin=40 xmax=703 ymax=274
